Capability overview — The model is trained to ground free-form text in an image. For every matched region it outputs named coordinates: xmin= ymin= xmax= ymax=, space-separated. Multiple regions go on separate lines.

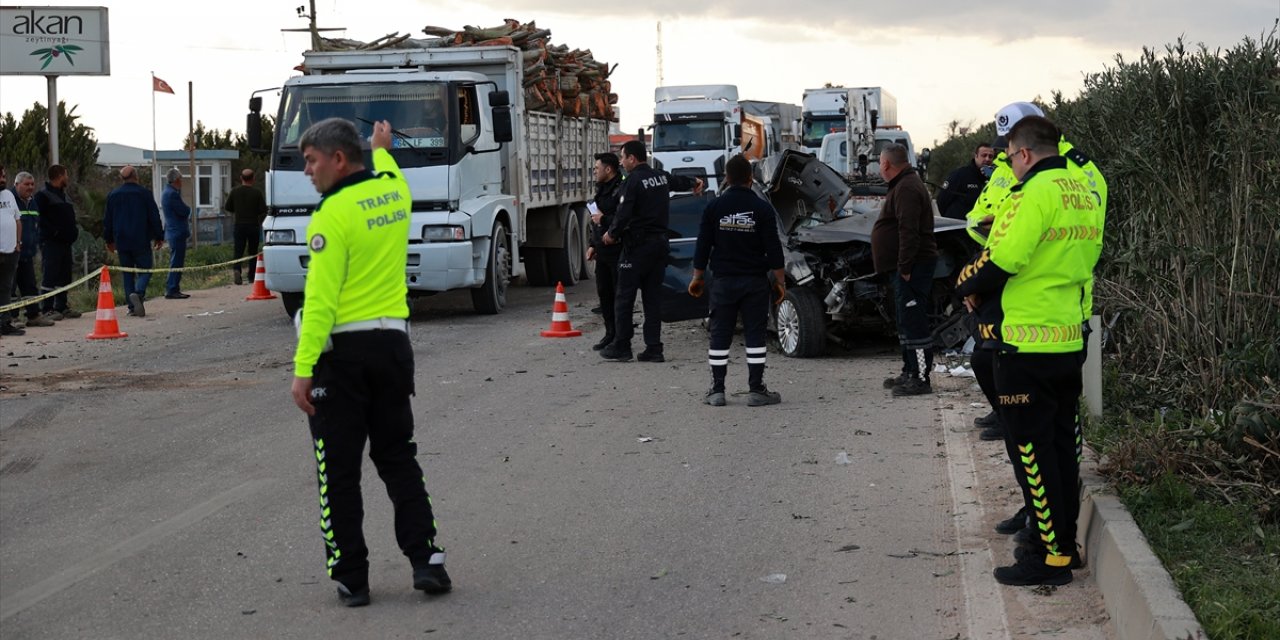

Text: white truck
xmin=247 ymin=45 xmax=609 ymax=317
xmin=650 ymin=84 xmax=742 ymax=193
xmin=800 ymin=86 xmax=898 ymax=155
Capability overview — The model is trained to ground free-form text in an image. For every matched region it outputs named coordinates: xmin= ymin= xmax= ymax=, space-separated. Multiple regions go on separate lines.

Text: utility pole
xmin=655 ymin=21 xmax=664 ymax=87
xmin=282 ymin=1 xmax=343 ymax=51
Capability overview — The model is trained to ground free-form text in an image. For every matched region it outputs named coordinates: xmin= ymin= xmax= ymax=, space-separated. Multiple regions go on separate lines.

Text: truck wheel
xmin=524 ymin=248 xmax=551 ymax=286
xmin=774 ymin=287 xmax=826 ymax=358
xmin=547 ymin=208 xmax=583 ymax=286
xmin=281 ymin=292 xmax=303 ymax=319
xmin=472 ymin=221 xmax=510 ymax=314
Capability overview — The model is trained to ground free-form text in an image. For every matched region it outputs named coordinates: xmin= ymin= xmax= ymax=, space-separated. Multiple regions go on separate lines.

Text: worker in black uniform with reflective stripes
xmin=586 ymin=152 xmax=625 ymax=351
xmin=688 ymin=155 xmax=786 ymax=406
xmin=599 ymin=140 xmax=703 ymax=362
xmin=290 ymin=118 xmax=450 ymax=607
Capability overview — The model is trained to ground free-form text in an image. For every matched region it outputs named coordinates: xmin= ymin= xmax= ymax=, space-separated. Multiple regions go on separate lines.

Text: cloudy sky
xmin=0 ymin=0 xmax=1275 ymax=155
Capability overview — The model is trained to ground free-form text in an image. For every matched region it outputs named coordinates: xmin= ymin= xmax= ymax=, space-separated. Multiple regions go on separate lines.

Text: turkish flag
xmin=153 ymin=76 xmax=175 ymax=94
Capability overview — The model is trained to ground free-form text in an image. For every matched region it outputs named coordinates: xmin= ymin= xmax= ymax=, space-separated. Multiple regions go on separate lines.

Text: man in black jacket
xmin=599 ymin=140 xmax=702 ymax=362
xmin=936 ymin=143 xmax=995 ymax=220
xmin=35 ymin=165 xmax=82 ymax=320
xmin=586 ymin=152 xmax=624 ymax=350
xmin=687 ymin=155 xmax=786 ymax=406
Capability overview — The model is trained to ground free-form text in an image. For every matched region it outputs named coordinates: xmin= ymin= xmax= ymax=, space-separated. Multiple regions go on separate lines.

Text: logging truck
xmin=248 ymin=45 xmax=610 ymax=317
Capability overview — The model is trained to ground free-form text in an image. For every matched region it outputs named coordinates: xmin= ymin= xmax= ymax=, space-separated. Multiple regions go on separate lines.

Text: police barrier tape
xmin=0 ymin=255 xmax=260 ymax=316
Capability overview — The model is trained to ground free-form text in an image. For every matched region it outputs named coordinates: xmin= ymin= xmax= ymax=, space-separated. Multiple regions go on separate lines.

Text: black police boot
xmin=979 ymin=424 xmax=1005 ymax=441
xmin=636 ymin=347 xmax=664 ymax=362
xmin=883 ymin=372 xmax=911 ymax=389
xmin=748 ymin=386 xmax=782 ymax=406
xmin=704 ymin=388 xmax=726 ymax=406
xmin=993 ymin=550 xmax=1074 ymax=586
xmin=599 ymin=342 xmax=633 ymax=361
xmin=592 ymin=334 xmax=616 ymax=351
xmin=233 ymin=270 xmax=243 ymax=285
xmin=995 ymin=506 xmax=1029 ymax=535
xmin=413 ymin=552 xmax=452 ymax=594
xmin=336 ymin=582 xmax=370 ymax=607
xmin=974 ymin=411 xmax=998 ymax=428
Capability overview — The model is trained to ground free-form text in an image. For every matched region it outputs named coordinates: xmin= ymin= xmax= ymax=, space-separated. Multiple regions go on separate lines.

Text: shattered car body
xmin=762 ymin=150 xmax=972 ymax=357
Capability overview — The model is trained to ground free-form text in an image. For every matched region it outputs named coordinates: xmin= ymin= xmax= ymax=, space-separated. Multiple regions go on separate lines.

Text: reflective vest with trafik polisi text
xmin=1057 ymin=137 xmax=1107 ymax=319
xmin=294 ymin=148 xmax=411 ymax=377
xmin=965 ymin=151 xmax=1016 ymax=244
xmin=986 ymin=158 xmax=1104 ymax=354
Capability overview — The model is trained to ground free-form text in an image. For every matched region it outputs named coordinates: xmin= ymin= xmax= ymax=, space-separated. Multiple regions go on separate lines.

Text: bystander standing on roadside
xmin=9 ymin=171 xmax=52 ymax=328
xmin=103 ymin=165 xmax=165 ymax=317
xmin=161 ymin=168 xmax=192 ymax=300
xmin=0 ymin=165 xmax=24 ymax=336
xmin=225 ymin=168 xmax=268 ymax=285
xmin=872 ymin=143 xmax=939 ymax=396
xmin=35 ymin=164 xmax=82 ymax=320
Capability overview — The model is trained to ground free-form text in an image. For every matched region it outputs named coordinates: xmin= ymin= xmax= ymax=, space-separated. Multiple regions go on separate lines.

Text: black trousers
xmin=307 ymin=329 xmax=441 ymax=590
xmin=13 ymin=257 xmax=40 ymax=319
xmin=613 ymin=236 xmax=668 ymax=350
xmin=594 ymin=251 xmax=619 ymax=338
xmin=232 ymin=223 xmax=260 ymax=277
xmin=892 ymin=260 xmax=937 ymax=380
xmin=994 ymin=351 xmax=1085 ymax=564
xmin=708 ymin=275 xmax=771 ymax=390
xmin=40 ymin=241 xmax=73 ymax=312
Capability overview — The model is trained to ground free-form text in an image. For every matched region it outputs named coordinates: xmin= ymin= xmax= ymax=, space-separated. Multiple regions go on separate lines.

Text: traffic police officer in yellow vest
xmin=290 ymin=118 xmax=450 ymax=607
xmin=956 ymin=115 xmax=1104 ymax=586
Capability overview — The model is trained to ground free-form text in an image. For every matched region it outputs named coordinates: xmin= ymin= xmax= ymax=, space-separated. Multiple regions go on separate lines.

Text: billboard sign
xmin=0 ymin=6 xmax=110 ymax=75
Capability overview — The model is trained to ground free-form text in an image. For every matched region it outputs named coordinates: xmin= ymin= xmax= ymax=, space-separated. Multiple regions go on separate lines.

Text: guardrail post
xmin=1083 ymin=314 xmax=1103 ymax=418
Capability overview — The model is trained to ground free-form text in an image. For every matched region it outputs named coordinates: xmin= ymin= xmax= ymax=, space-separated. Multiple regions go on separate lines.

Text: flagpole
xmin=151 ymin=71 xmax=158 ymax=199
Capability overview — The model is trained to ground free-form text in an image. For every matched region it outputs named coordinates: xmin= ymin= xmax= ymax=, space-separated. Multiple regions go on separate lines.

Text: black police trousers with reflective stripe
xmin=708 ymin=275 xmax=770 ymax=391
xmin=613 ymin=236 xmax=668 ymax=350
xmin=892 ymin=261 xmax=936 ymax=381
xmin=306 ymin=329 xmax=441 ymax=591
xmin=994 ymin=351 xmax=1085 ymax=562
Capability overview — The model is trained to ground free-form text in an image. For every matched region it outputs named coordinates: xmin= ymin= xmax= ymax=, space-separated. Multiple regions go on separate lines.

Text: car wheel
xmin=775 ymin=287 xmax=826 ymax=358
xmin=471 ymin=221 xmax=510 ymax=314
xmin=281 ymin=292 xmax=303 ymax=319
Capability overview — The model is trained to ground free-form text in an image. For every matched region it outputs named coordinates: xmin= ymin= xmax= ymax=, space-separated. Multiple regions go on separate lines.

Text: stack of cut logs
xmin=315 ymin=19 xmax=617 ymax=121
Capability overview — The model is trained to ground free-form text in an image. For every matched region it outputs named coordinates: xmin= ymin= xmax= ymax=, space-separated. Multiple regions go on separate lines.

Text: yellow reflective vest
xmin=294 ymin=148 xmax=411 ymax=377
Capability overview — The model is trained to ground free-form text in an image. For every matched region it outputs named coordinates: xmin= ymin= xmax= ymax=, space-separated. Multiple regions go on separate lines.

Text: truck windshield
xmin=278 ymin=82 xmax=451 ymax=153
xmin=802 ymin=117 xmax=845 ymax=149
xmin=653 ymin=121 xmax=725 ymax=152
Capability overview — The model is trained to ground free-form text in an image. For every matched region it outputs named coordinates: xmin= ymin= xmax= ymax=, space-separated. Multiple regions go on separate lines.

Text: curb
xmin=1078 ymin=463 xmax=1207 ymax=640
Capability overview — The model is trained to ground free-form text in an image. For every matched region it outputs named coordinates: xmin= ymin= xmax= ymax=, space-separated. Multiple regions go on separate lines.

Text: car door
xmin=660 ymin=192 xmax=717 ymax=322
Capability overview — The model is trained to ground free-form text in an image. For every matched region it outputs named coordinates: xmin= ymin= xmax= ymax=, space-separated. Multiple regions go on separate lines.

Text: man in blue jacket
xmin=161 ymin=168 xmax=192 ymax=299
xmin=104 ymin=166 xmax=164 ymax=316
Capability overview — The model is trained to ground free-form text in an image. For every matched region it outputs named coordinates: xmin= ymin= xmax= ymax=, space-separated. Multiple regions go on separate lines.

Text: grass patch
xmin=67 ymin=244 xmax=249 ymax=311
xmin=1118 ymin=475 xmax=1280 ymax=640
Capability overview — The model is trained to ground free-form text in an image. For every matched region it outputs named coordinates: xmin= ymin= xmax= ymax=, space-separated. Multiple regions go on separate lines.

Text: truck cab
xmin=651 ymin=84 xmax=741 ymax=193
xmin=817 ymin=130 xmax=917 ymax=178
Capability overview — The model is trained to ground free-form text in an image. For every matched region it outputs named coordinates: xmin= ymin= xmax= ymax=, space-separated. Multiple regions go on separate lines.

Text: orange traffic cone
xmin=245 ymin=253 xmax=277 ymax=301
xmin=86 ymin=266 xmax=127 ymax=340
xmin=540 ymin=282 xmax=582 ymax=338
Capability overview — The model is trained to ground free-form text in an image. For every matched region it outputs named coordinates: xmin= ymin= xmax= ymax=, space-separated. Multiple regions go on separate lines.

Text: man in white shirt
xmin=0 ymin=165 xmax=24 ymax=336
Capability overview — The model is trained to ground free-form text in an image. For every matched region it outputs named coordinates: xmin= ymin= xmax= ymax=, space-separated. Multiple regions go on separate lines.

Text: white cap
xmin=994 ymin=102 xmax=1045 ymax=136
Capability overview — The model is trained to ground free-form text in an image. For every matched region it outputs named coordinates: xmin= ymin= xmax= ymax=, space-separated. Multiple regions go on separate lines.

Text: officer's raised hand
xmin=688 ymin=271 xmax=706 ymax=298
xmin=371 ymin=120 xmax=394 ymax=151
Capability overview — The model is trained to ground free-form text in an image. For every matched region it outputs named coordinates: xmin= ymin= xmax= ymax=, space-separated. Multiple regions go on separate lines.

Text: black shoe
xmin=336 ymin=583 xmax=370 ymax=607
xmin=128 ymin=293 xmax=145 ymax=318
xmin=704 ymin=388 xmax=726 ymax=406
xmin=993 ymin=552 xmax=1074 ymax=586
xmin=891 ymin=377 xmax=933 ymax=396
xmin=1013 ymin=525 xmax=1038 ymax=548
xmin=234 ymin=271 xmax=243 ymax=285
xmin=1014 ymin=544 xmax=1084 ymax=569
xmin=636 ymin=348 xmax=664 ymax=363
xmin=0 ymin=323 xmax=25 ymax=336
xmin=599 ymin=343 xmax=633 ymax=361
xmin=413 ymin=553 xmax=452 ymax=594
xmin=164 ymin=291 xmax=191 ymax=300
xmin=748 ymin=386 xmax=782 ymax=406
xmin=592 ymin=335 xmax=616 ymax=351
xmin=883 ymin=372 xmax=910 ymax=389
xmin=974 ymin=411 xmax=998 ymax=428
xmin=979 ymin=425 xmax=1004 ymax=441
xmin=995 ymin=507 xmax=1029 ymax=535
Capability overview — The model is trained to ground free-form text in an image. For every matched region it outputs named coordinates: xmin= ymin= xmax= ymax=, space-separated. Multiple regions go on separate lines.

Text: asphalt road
xmin=0 ymin=281 xmax=1114 ymax=639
